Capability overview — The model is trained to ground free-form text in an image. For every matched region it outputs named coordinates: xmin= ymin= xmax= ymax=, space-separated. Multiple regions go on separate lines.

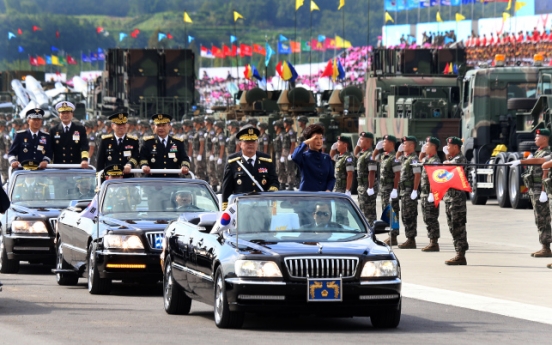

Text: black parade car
xmin=161 ymin=192 xmax=402 ymax=329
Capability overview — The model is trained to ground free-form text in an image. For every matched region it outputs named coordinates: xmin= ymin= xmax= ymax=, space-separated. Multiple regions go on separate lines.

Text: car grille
xmin=284 ymin=256 xmax=359 ymax=279
xmin=145 ymin=231 xmax=164 ymax=250
xmin=49 ymin=218 xmax=58 ymax=232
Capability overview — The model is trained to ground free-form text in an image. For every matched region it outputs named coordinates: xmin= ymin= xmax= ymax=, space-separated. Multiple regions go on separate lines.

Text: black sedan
xmin=54 ymin=178 xmax=219 ymax=295
xmin=161 ymin=192 xmax=402 ymax=329
xmin=1 ymin=169 xmax=96 ymax=273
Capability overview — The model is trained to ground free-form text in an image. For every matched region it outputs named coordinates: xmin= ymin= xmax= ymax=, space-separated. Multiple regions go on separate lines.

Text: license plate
xmin=307 ymin=278 xmax=342 ymax=302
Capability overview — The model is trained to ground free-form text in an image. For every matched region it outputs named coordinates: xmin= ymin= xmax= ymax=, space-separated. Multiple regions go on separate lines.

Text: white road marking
xmin=403 ymin=283 xmax=552 ymax=325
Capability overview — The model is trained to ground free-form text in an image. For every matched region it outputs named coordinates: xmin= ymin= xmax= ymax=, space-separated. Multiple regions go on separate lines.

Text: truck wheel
xmin=509 ymin=165 xmax=530 ymax=209
xmin=496 ymin=163 xmax=511 ymax=208
xmin=468 ymin=165 xmax=487 ymax=205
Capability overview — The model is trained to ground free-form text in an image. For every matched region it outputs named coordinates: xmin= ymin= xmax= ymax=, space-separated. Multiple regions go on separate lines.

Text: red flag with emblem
xmin=253 ymin=44 xmax=266 ymax=55
xmin=424 ymin=165 xmax=472 ymax=207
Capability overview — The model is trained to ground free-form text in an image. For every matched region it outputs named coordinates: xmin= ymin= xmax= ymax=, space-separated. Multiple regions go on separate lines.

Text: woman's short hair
xmin=302 ymin=124 xmax=324 ymax=140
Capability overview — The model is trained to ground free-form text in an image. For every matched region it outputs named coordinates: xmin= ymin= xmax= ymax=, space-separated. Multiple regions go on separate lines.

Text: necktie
xmin=247 ymin=158 xmax=253 ymax=167
xmin=65 ymin=126 xmax=69 ymax=133
xmin=162 ymin=139 xmax=166 ymax=147
xmin=118 ymin=138 xmax=123 ymax=146
xmin=32 ymin=134 xmax=37 ymax=141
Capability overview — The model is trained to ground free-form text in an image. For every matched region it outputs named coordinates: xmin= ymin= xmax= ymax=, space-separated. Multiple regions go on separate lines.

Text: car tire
xmin=0 ymin=236 xmax=20 ymax=274
xmin=87 ymin=242 xmax=111 ymax=295
xmin=370 ymin=299 xmax=401 ymax=329
xmin=163 ymin=256 xmax=192 ymax=315
xmin=56 ymin=240 xmax=78 ymax=286
xmin=213 ymin=267 xmax=244 ymax=329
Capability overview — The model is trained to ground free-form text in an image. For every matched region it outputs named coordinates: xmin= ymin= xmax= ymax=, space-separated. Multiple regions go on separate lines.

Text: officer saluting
xmin=8 ymin=108 xmax=52 ymax=170
xmin=50 ymin=101 xmax=89 ymax=168
xmin=221 ymin=125 xmax=278 ymax=210
xmin=96 ymin=112 xmax=139 ymax=174
xmin=139 ymin=113 xmax=190 ymax=177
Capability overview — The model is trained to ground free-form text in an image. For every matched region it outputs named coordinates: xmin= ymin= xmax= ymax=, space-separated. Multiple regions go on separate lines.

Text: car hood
xmin=11 ymin=205 xmax=62 ymax=218
xmin=101 ymin=217 xmax=170 ymax=232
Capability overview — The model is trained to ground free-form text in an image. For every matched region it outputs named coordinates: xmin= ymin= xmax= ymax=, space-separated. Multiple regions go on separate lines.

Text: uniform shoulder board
xmin=102 ymin=134 xmax=113 ymax=139
xmin=143 ymin=135 xmax=155 ymax=141
xmin=127 ymin=134 xmax=138 ymax=141
xmin=228 ymin=157 xmax=241 ymax=163
xmin=172 ymin=136 xmax=184 ymax=142
xmin=17 ymin=129 xmax=26 ymax=133
xmin=259 ymin=157 xmax=272 ymax=163
xmin=39 ymin=130 xmax=50 ymax=135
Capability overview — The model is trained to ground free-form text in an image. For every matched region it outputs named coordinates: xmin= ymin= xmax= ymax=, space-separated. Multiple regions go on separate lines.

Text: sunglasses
xmin=314 ymin=211 xmax=330 ymax=217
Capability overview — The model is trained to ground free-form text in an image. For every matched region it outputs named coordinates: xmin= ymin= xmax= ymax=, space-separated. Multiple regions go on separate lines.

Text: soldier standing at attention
xmin=332 ymin=136 xmax=354 ymax=196
xmin=355 ymin=132 xmax=378 ymax=225
xmin=443 ymin=136 xmax=469 ymax=265
xmin=282 ymin=118 xmax=297 ymax=190
xmin=191 ymin=117 xmax=207 ymax=180
xmin=211 ymin=121 xmax=226 ymax=192
xmin=50 ymin=101 xmax=89 ymax=167
xmin=296 ymin=116 xmax=308 ymax=145
xmin=84 ymin=121 xmax=97 ymax=167
xmin=226 ymin=121 xmax=239 ymax=156
xmin=181 ymin=120 xmax=194 ymax=171
xmin=373 ymin=135 xmax=401 ymax=245
xmin=273 ymin=120 xmax=286 ymax=190
xmin=257 ymin=122 xmax=270 ymax=154
xmin=8 ymin=109 xmax=52 ymax=170
xmin=205 ymin=116 xmax=217 ymax=186
xmin=419 ymin=136 xmax=442 ymax=252
xmin=396 ymin=136 xmax=421 ymax=249
xmin=96 ymin=113 xmax=139 ymax=174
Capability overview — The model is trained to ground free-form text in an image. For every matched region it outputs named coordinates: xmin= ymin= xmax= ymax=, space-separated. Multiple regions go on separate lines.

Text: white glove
xmin=506 ymin=160 xmax=521 ymax=167
xmin=331 ymin=142 xmax=338 ymax=151
xmin=356 ymin=138 xmax=361 ymax=147
xmin=411 ymin=190 xmax=418 ymax=200
xmin=345 ymin=190 xmax=351 ymax=196
xmin=2 ymin=154 xmax=7 ymax=159
xmin=375 ymin=140 xmax=384 ymax=150
xmin=209 ymin=155 xmax=215 ymax=161
xmin=427 ymin=193 xmax=434 ymax=202
xmin=367 ymin=188 xmax=375 ymax=196
xmin=197 ymin=155 xmax=202 ymax=161
xmin=421 ymin=144 xmax=427 ymax=153
xmin=443 ymin=146 xmax=449 ymax=155
xmin=390 ymin=189 xmax=398 ymax=200
xmin=398 ymin=144 xmax=405 ymax=152
xmin=217 ymin=158 xmax=223 ymax=165
xmin=280 ymin=156 xmax=285 ymax=163
xmin=287 ymin=154 xmax=292 ymax=161
xmin=539 ymin=191 xmax=548 ymax=203
xmin=527 ymin=154 xmax=534 ymax=159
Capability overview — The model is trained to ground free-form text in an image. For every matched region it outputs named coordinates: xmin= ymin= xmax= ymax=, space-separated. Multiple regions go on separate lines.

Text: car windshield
xmin=101 ymin=181 xmax=218 ymax=220
xmin=11 ymin=172 xmax=96 ymax=208
xmin=234 ymin=196 xmax=367 ymax=242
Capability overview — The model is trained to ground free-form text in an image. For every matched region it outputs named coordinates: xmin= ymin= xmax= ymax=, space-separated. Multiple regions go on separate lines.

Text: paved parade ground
xmin=1 ymin=199 xmax=551 ymax=344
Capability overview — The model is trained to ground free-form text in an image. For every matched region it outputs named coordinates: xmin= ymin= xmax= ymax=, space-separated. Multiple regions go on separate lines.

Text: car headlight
xmin=12 ymin=221 xmax=48 ymax=234
xmin=235 ymin=260 xmax=283 ymax=277
xmin=104 ymin=235 xmax=144 ymax=249
xmin=361 ymin=260 xmax=398 ymax=277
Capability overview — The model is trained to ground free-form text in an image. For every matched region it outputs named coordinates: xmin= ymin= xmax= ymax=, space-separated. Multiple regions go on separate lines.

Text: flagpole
xmin=184 ymin=10 xmax=188 ymax=118
xmin=265 ymin=35 xmax=268 ymax=92
xmin=294 ymin=8 xmax=297 ymax=65
xmin=310 ymin=9 xmax=312 ymax=79
xmin=232 ymin=11 xmax=239 ymax=87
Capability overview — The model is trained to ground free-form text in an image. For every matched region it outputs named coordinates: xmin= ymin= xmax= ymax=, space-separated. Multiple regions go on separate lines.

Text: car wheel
xmin=370 ymin=299 xmax=401 ymax=329
xmin=163 ymin=256 xmax=192 ymax=315
xmin=56 ymin=240 xmax=78 ymax=286
xmin=87 ymin=242 xmax=111 ymax=295
xmin=213 ymin=267 xmax=244 ymax=329
xmin=0 ymin=236 xmax=20 ymax=274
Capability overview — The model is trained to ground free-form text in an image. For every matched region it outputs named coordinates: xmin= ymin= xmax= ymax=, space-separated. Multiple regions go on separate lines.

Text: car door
xmin=168 ymin=221 xmax=195 ymax=292
xmin=57 ymin=210 xmax=80 ymax=265
xmin=189 ymin=231 xmax=219 ymax=302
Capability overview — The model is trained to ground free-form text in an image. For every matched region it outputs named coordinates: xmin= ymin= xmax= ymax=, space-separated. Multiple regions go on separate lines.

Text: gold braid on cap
xmin=238 ymin=128 xmax=258 ymax=141
xmin=153 ymin=114 xmax=171 ymax=125
xmin=111 ymin=113 xmax=128 ymax=125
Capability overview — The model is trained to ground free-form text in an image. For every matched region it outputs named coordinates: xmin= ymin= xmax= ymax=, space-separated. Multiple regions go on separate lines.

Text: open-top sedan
xmin=54 ymin=178 xmax=219 ymax=294
xmin=161 ymin=192 xmax=401 ymax=329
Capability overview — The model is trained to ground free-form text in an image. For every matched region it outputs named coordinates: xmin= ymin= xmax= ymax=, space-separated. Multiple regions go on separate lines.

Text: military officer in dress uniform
xmin=333 ymin=136 xmax=355 ymax=196
xmin=96 ymin=112 xmax=139 ymax=174
xmin=221 ymin=125 xmax=278 ymax=210
xmin=139 ymin=114 xmax=190 ymax=178
xmin=8 ymin=109 xmax=52 ymax=170
xmin=50 ymin=101 xmax=89 ymax=168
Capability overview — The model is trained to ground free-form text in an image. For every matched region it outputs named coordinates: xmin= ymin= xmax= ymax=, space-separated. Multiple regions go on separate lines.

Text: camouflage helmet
xmin=182 ymin=119 xmax=193 ymax=127
xmin=0 ymin=120 xmax=6 ymax=127
xmin=204 ymin=116 xmax=215 ymax=124
xmin=214 ymin=121 xmax=225 ymax=129
xmin=127 ymin=117 xmax=138 ymax=125
xmin=257 ymin=122 xmax=268 ymax=130
xmin=139 ymin=119 xmax=149 ymax=127
xmin=84 ymin=121 xmax=95 ymax=128
xmin=247 ymin=117 xmax=258 ymax=126
xmin=192 ymin=117 xmax=203 ymax=124
xmin=239 ymin=120 xmax=247 ymax=128
xmin=283 ymin=117 xmax=294 ymax=125
xmin=105 ymin=120 xmax=112 ymax=126
xmin=96 ymin=115 xmax=107 ymax=122
xmin=227 ymin=120 xmax=239 ymax=128
xmin=273 ymin=120 xmax=284 ymax=128
xmin=172 ymin=122 xmax=181 ymax=129
xmin=13 ymin=118 xmax=24 ymax=126
xmin=297 ymin=116 xmax=309 ymax=123
xmin=314 ymin=121 xmax=325 ymax=128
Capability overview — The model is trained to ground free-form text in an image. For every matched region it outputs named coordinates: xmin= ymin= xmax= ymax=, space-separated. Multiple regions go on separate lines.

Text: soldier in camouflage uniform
xmin=355 ymin=132 xmax=378 ymax=225
xmin=296 ymin=116 xmax=308 ymax=145
xmin=333 ymin=136 xmax=354 ymax=225
xmin=282 ymin=118 xmax=297 ymax=190
xmin=419 ymin=136 xmax=442 ymax=252
xmin=257 ymin=122 xmax=270 ymax=154
xmin=443 ymin=136 xmax=469 ymax=265
xmin=84 ymin=121 xmax=97 ymax=167
xmin=204 ymin=116 xmax=217 ymax=186
xmin=191 ymin=117 xmax=207 ymax=180
xmin=226 ymin=121 xmax=239 ymax=156
xmin=0 ymin=120 xmax=11 ymax=183
xmin=273 ymin=120 xmax=286 ymax=190
xmin=396 ymin=136 xmax=422 ymax=249
xmin=212 ymin=121 xmax=227 ymax=191
xmin=373 ymin=135 xmax=401 ymax=245
xmin=248 ymin=118 xmax=258 ymax=127
xmin=181 ymin=120 xmax=195 ymax=172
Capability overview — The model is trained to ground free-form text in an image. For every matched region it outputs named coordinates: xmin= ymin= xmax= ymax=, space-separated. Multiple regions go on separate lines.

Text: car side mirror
xmin=373 ymin=220 xmax=389 ymax=234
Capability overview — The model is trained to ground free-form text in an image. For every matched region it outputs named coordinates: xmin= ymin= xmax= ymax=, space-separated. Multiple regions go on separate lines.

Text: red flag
xmin=67 ymin=55 xmax=77 ymax=65
xmin=96 ymin=26 xmax=104 ymax=34
xmin=17 ymin=28 xmax=22 ymax=35
xmin=253 ymin=44 xmax=266 ymax=55
xmin=29 ymin=56 xmax=38 ymax=66
xmin=32 ymin=25 xmax=41 ymax=32
xmin=167 ymin=33 xmax=174 ymax=40
xmin=324 ymin=38 xmax=336 ymax=49
xmin=37 ymin=56 xmax=46 ymax=65
xmin=321 ymin=60 xmax=333 ymax=78
xmin=290 ymin=41 xmax=301 ymax=53
xmin=56 ymin=30 xmax=60 ymax=39
xmin=424 ymin=165 xmax=472 ymax=207
xmin=211 ymin=46 xmax=224 ymax=58
xmin=275 ymin=61 xmax=283 ymax=78
xmin=222 ymin=45 xmax=231 ymax=57
xmin=310 ymin=39 xmax=325 ymax=51
xmin=130 ymin=29 xmax=140 ymax=38
xmin=240 ymin=44 xmax=252 ymax=57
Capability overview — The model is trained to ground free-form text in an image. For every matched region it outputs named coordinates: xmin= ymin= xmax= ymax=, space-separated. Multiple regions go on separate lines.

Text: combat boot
xmin=422 ymin=238 xmax=440 ymax=252
xmin=531 ymin=244 xmax=552 ymax=257
xmin=445 ymin=252 xmax=467 ymax=266
xmin=383 ymin=233 xmax=398 ymax=246
xmin=398 ymin=238 xmax=416 ymax=249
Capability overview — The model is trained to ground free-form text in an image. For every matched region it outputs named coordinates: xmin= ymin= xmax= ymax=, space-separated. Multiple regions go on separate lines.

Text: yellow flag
xmin=515 ymin=1 xmax=526 ymax=12
xmin=233 ymin=11 xmax=244 ymax=22
xmin=505 ymin=0 xmax=512 ymax=11
xmin=310 ymin=0 xmax=319 ymax=11
xmin=296 ymin=0 xmax=304 ymax=11
xmin=436 ymin=11 xmax=443 ymax=23
xmin=455 ymin=13 xmax=465 ymax=22
xmin=183 ymin=11 xmax=193 ymax=23
xmin=502 ymin=12 xmax=510 ymax=23
xmin=51 ymin=55 xmax=60 ymax=66
xmin=385 ymin=12 xmax=394 ymax=23
xmin=338 ymin=0 xmax=345 ymax=10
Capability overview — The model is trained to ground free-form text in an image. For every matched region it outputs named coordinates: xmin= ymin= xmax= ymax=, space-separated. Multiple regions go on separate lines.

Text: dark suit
xmin=139 ymin=135 xmax=190 ymax=177
xmin=221 ymin=151 xmax=278 ymax=205
xmin=49 ymin=122 xmax=89 ymax=164
xmin=96 ymin=134 xmax=140 ymax=172
xmin=8 ymin=130 xmax=53 ymax=165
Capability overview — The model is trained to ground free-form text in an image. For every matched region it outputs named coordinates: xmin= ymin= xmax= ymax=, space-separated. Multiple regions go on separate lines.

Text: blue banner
xmin=385 ymin=0 xmax=462 ymax=11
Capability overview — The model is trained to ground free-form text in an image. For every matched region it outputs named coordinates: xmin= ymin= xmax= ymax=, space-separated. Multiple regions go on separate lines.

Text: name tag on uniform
xmin=37 ymin=145 xmax=44 ymax=151
xmin=73 ymin=132 xmax=80 ymax=141
xmin=124 ymin=150 xmax=131 ymax=157
xmin=168 ymin=153 xmax=176 ymax=158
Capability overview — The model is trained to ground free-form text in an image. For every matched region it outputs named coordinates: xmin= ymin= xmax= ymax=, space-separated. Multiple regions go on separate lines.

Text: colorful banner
xmin=424 ymin=165 xmax=472 ymax=206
